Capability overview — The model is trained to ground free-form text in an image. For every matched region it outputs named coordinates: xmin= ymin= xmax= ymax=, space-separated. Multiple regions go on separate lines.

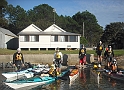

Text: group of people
xmin=13 ymin=47 xmax=63 ymax=75
xmin=96 ymin=41 xmax=117 ymax=72
xmin=13 ymin=41 xmax=117 ymax=75
xmin=13 ymin=46 xmax=86 ymax=75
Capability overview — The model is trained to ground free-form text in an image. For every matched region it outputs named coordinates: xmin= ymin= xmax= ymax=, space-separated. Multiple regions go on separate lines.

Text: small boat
xmin=4 ymin=69 xmax=69 ymax=90
xmin=69 ymin=69 xmax=79 ymax=83
xmin=2 ymin=68 xmax=34 ymax=82
xmin=2 ymin=65 xmax=50 ymax=82
xmin=103 ymin=69 xmax=124 ymax=81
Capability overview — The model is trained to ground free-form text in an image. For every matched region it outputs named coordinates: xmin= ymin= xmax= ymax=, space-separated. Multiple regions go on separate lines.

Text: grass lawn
xmin=0 ymin=49 xmax=124 ymax=57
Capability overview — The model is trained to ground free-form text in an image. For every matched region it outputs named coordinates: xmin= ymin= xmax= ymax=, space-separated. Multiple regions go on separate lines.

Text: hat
xmin=109 ymin=46 xmax=111 ymax=48
xmin=17 ymin=48 xmax=21 ymax=52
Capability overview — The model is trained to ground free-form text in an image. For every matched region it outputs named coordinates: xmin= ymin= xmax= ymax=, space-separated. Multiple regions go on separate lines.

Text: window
xmin=20 ymin=36 xmax=24 ymax=42
xmin=54 ymin=35 xmax=58 ymax=42
xmin=59 ymin=36 xmax=65 ymax=42
xmin=20 ymin=35 xmax=39 ymax=42
xmin=70 ymin=35 xmax=78 ymax=42
xmin=65 ymin=36 xmax=68 ymax=42
xmin=50 ymin=35 xmax=78 ymax=42
xmin=30 ymin=35 xmax=39 ymax=42
xmin=25 ymin=35 xmax=29 ymax=42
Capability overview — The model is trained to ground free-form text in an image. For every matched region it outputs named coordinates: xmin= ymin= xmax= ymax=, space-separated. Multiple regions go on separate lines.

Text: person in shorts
xmin=53 ymin=47 xmax=63 ymax=74
xmin=79 ymin=44 xmax=86 ymax=68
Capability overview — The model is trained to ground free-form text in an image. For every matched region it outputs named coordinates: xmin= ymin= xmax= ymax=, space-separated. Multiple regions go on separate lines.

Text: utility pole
xmin=53 ymin=8 xmax=56 ymax=24
xmin=83 ymin=22 xmax=84 ymax=37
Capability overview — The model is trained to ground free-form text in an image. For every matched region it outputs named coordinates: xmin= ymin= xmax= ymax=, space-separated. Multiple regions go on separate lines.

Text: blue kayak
xmin=4 ymin=69 xmax=69 ymax=90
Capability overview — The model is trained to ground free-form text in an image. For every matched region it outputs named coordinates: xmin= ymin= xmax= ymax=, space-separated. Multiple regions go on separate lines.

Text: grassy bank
xmin=0 ymin=49 xmax=124 ymax=56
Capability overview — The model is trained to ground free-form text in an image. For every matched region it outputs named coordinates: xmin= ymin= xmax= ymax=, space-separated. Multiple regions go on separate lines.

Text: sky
xmin=7 ymin=0 xmax=124 ymax=28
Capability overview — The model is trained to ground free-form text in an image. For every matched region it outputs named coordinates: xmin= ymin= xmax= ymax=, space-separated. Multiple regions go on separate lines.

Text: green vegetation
xmin=0 ymin=0 xmax=124 ymax=49
xmin=0 ymin=49 xmax=123 ymax=57
xmin=1 ymin=0 xmax=103 ymax=46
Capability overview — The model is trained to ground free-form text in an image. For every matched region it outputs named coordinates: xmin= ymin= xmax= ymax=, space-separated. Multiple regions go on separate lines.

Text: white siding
xmin=21 ymin=24 xmax=42 ymax=32
xmin=18 ymin=24 xmax=81 ymax=49
xmin=44 ymin=24 xmax=66 ymax=32
xmin=19 ymin=35 xmax=80 ymax=49
xmin=0 ymin=32 xmax=5 ymax=48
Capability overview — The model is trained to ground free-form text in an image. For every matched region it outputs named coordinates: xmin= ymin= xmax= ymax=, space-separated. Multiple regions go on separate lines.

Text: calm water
xmin=0 ymin=67 xmax=124 ymax=90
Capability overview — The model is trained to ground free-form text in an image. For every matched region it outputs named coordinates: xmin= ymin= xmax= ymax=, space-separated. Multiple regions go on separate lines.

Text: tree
xmin=5 ymin=4 xmax=28 ymax=34
xmin=80 ymin=36 xmax=88 ymax=45
xmin=72 ymin=10 xmax=103 ymax=47
xmin=101 ymin=22 xmax=124 ymax=49
xmin=0 ymin=0 xmax=8 ymax=27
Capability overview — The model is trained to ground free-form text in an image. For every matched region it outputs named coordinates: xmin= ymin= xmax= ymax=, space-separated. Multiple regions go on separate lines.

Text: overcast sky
xmin=7 ymin=0 xmax=124 ymax=28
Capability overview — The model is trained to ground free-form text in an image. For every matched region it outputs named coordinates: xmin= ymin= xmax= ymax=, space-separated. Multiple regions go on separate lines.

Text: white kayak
xmin=2 ymin=68 xmax=34 ymax=82
xmin=4 ymin=69 xmax=69 ymax=90
xmin=69 ymin=69 xmax=79 ymax=83
xmin=2 ymin=65 xmax=50 ymax=82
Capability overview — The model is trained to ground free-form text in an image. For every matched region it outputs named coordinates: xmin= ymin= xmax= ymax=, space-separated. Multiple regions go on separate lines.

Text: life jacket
xmin=56 ymin=52 xmax=61 ymax=59
xmin=99 ymin=45 xmax=103 ymax=51
xmin=49 ymin=64 xmax=55 ymax=75
xmin=16 ymin=53 xmax=22 ymax=60
xmin=108 ymin=48 xmax=112 ymax=53
xmin=81 ymin=48 xmax=85 ymax=54
xmin=49 ymin=64 xmax=59 ymax=76
xmin=108 ymin=48 xmax=113 ymax=56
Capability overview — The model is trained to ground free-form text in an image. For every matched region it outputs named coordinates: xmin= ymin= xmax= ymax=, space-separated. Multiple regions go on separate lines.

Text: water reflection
xmin=1 ymin=68 xmax=124 ymax=90
xmin=79 ymin=69 xmax=86 ymax=84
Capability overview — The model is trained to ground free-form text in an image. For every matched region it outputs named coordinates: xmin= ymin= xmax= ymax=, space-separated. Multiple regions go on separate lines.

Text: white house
xmin=0 ymin=27 xmax=18 ymax=49
xmin=18 ymin=24 xmax=81 ymax=50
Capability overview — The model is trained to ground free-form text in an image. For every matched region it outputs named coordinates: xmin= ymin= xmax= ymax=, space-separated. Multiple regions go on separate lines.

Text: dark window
xmin=54 ymin=35 xmax=58 ymax=42
xmin=65 ymin=35 xmax=68 ymax=42
xmin=25 ymin=35 xmax=29 ymax=42
xmin=70 ymin=35 xmax=78 ymax=42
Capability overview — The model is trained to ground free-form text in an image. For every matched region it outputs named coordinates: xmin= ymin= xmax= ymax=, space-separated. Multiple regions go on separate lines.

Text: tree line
xmin=0 ymin=0 xmax=124 ymax=49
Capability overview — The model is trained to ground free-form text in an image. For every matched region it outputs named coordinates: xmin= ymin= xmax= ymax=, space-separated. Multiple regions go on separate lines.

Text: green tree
xmin=101 ymin=22 xmax=124 ymax=49
xmin=0 ymin=0 xmax=8 ymax=27
xmin=72 ymin=10 xmax=103 ymax=47
xmin=80 ymin=36 xmax=88 ymax=45
xmin=27 ymin=4 xmax=56 ymax=30
xmin=5 ymin=4 xmax=28 ymax=34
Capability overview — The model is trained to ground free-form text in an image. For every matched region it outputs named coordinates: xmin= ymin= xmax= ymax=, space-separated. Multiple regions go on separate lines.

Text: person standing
xmin=96 ymin=41 xmax=103 ymax=67
xmin=79 ymin=44 xmax=86 ymax=68
xmin=106 ymin=45 xmax=114 ymax=69
xmin=13 ymin=48 xmax=24 ymax=71
xmin=53 ymin=47 xmax=63 ymax=75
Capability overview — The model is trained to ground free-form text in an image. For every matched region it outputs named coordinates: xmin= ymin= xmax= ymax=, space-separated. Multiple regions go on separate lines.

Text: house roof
xmin=18 ymin=31 xmax=81 ymax=36
xmin=44 ymin=24 xmax=66 ymax=32
xmin=0 ymin=27 xmax=17 ymax=37
xmin=20 ymin=24 xmax=42 ymax=33
xmin=18 ymin=24 xmax=81 ymax=36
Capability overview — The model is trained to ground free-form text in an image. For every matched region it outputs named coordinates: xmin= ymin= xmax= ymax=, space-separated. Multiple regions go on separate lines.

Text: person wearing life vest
xmin=96 ymin=41 xmax=103 ymax=66
xmin=106 ymin=45 xmax=114 ymax=69
xmin=13 ymin=48 xmax=24 ymax=71
xmin=79 ymin=44 xmax=86 ymax=68
xmin=53 ymin=47 xmax=63 ymax=74
xmin=110 ymin=59 xmax=118 ymax=73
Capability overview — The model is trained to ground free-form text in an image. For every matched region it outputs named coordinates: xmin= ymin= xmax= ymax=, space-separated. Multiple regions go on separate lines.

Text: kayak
xmin=103 ymin=69 xmax=124 ymax=81
xmin=2 ymin=66 xmax=50 ymax=82
xmin=2 ymin=68 xmax=34 ymax=82
xmin=69 ymin=69 xmax=79 ymax=83
xmin=4 ymin=69 xmax=69 ymax=90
